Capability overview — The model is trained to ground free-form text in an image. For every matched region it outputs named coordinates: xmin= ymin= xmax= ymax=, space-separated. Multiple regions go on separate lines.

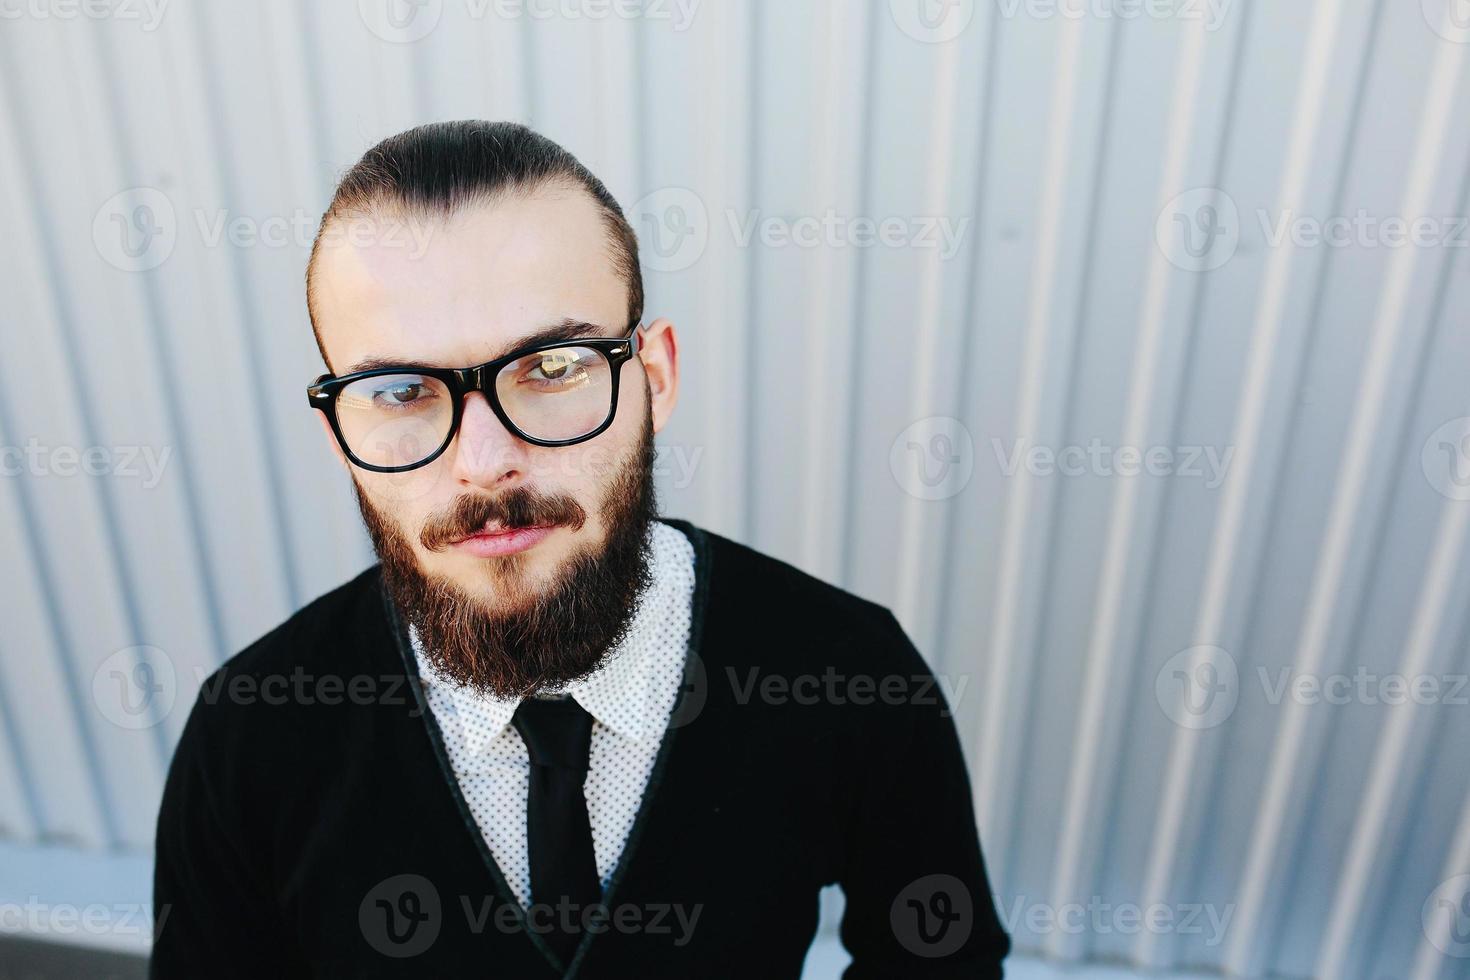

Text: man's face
xmin=310 ymin=185 xmax=678 ymax=694
xmin=314 ymin=187 xmax=647 ymax=599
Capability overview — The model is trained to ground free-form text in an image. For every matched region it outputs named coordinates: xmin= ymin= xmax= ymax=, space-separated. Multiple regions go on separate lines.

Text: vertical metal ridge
xmin=1046 ymin=14 xmax=1212 ymax=959
xmin=1225 ymin=32 xmax=1470 ymax=973
xmin=1137 ymin=0 xmax=1346 ymax=962
xmin=739 ymin=0 xmax=763 ymax=545
xmin=892 ymin=20 xmax=964 ymax=633
xmin=835 ymin=6 xmax=883 ymax=590
xmin=87 ymin=26 xmax=230 ymax=746
xmin=1180 ymin=0 xmax=1379 ymax=962
xmin=933 ymin=0 xmax=1003 ymax=671
xmin=187 ymin=2 xmax=305 ymax=608
xmin=1316 ymin=463 xmax=1470 ymax=977
xmin=797 ymin=0 xmax=850 ymax=578
xmin=1411 ymin=775 xmax=1470 ymax=980
xmin=691 ymin=2 xmax=751 ymax=536
xmin=973 ymin=11 xmax=1088 ymax=891
xmin=0 ymin=39 xmax=143 ymax=850
xmin=0 ymin=657 xmax=41 ymax=841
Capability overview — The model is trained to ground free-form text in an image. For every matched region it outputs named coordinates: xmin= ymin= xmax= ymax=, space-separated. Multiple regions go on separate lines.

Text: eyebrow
xmin=341 ymin=318 xmax=625 ymax=375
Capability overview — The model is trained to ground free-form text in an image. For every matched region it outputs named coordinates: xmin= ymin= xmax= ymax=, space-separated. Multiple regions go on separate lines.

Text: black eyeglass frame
xmin=307 ymin=323 xmax=643 ymax=473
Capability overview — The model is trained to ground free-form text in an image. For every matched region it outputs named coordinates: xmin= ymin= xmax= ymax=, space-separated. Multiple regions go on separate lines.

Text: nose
xmin=448 ymin=392 xmax=531 ymax=491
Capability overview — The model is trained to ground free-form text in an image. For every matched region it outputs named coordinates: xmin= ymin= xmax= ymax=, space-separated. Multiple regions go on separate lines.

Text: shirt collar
xmin=410 ymin=524 xmax=676 ymax=749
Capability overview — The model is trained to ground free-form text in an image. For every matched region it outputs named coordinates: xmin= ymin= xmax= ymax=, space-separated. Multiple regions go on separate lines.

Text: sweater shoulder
xmin=675 ymin=520 xmax=924 ymax=674
xmin=217 ymin=564 xmax=386 ymax=680
xmin=174 ymin=565 xmax=390 ymax=753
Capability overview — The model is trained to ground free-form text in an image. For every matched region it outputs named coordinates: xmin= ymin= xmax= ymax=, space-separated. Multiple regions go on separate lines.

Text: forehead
xmin=311 ymin=186 xmax=627 ymax=371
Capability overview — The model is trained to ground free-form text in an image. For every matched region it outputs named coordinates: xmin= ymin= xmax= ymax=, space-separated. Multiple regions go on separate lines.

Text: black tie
xmin=512 ymin=695 xmax=600 ymax=964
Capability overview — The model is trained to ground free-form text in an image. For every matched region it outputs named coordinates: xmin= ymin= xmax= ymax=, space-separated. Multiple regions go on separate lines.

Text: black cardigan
xmin=151 ymin=518 xmax=1010 ymax=978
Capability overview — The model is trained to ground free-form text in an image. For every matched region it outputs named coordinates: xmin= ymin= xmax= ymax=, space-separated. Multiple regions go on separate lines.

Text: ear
xmin=636 ymin=318 xmax=679 ymax=434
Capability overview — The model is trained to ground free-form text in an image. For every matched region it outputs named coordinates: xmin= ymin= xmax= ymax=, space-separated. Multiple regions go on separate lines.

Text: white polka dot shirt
xmin=410 ymin=520 xmax=696 ymax=908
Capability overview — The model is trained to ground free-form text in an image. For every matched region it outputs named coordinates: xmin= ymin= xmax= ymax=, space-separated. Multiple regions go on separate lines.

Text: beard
xmin=355 ymin=411 xmax=658 ymax=699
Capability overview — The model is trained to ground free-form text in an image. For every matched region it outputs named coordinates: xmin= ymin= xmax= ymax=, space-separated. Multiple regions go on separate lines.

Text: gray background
xmin=1 ymin=1 xmax=1469 ymax=977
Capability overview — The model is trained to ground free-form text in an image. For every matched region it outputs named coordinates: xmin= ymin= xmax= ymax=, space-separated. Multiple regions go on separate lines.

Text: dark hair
xmin=305 ymin=120 xmax=643 ymax=366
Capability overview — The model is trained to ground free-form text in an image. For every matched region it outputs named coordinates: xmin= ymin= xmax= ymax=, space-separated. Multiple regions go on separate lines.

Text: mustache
xmin=419 ymin=486 xmax=588 ymax=552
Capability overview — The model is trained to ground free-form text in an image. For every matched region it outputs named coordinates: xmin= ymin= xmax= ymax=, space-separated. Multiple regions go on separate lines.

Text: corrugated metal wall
xmin=1 ymin=1 xmax=1468 ymax=976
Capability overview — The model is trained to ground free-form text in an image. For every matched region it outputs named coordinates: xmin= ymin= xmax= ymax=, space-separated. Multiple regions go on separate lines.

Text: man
xmin=151 ymin=120 xmax=1009 ymax=978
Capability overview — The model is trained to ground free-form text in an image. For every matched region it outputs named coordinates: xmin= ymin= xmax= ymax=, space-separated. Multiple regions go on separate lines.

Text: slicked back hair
xmin=305 ymin=120 xmax=643 ymax=368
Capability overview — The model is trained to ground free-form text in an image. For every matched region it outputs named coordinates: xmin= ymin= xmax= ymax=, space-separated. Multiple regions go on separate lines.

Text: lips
xmin=457 ymin=521 xmax=542 ymax=542
xmin=449 ymin=523 xmax=555 ymax=558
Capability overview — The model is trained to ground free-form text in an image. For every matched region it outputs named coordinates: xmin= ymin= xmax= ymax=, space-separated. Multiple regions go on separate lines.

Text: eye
xmin=527 ymin=351 xmax=588 ymax=384
xmin=375 ymin=381 xmax=431 ymax=405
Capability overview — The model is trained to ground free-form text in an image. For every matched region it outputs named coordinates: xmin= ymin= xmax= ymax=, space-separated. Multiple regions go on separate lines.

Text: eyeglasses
xmin=307 ymin=323 xmax=643 ymax=473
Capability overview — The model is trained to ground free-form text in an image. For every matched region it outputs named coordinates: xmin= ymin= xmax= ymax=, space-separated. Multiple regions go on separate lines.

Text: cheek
xmin=357 ymin=462 xmax=454 ymax=532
